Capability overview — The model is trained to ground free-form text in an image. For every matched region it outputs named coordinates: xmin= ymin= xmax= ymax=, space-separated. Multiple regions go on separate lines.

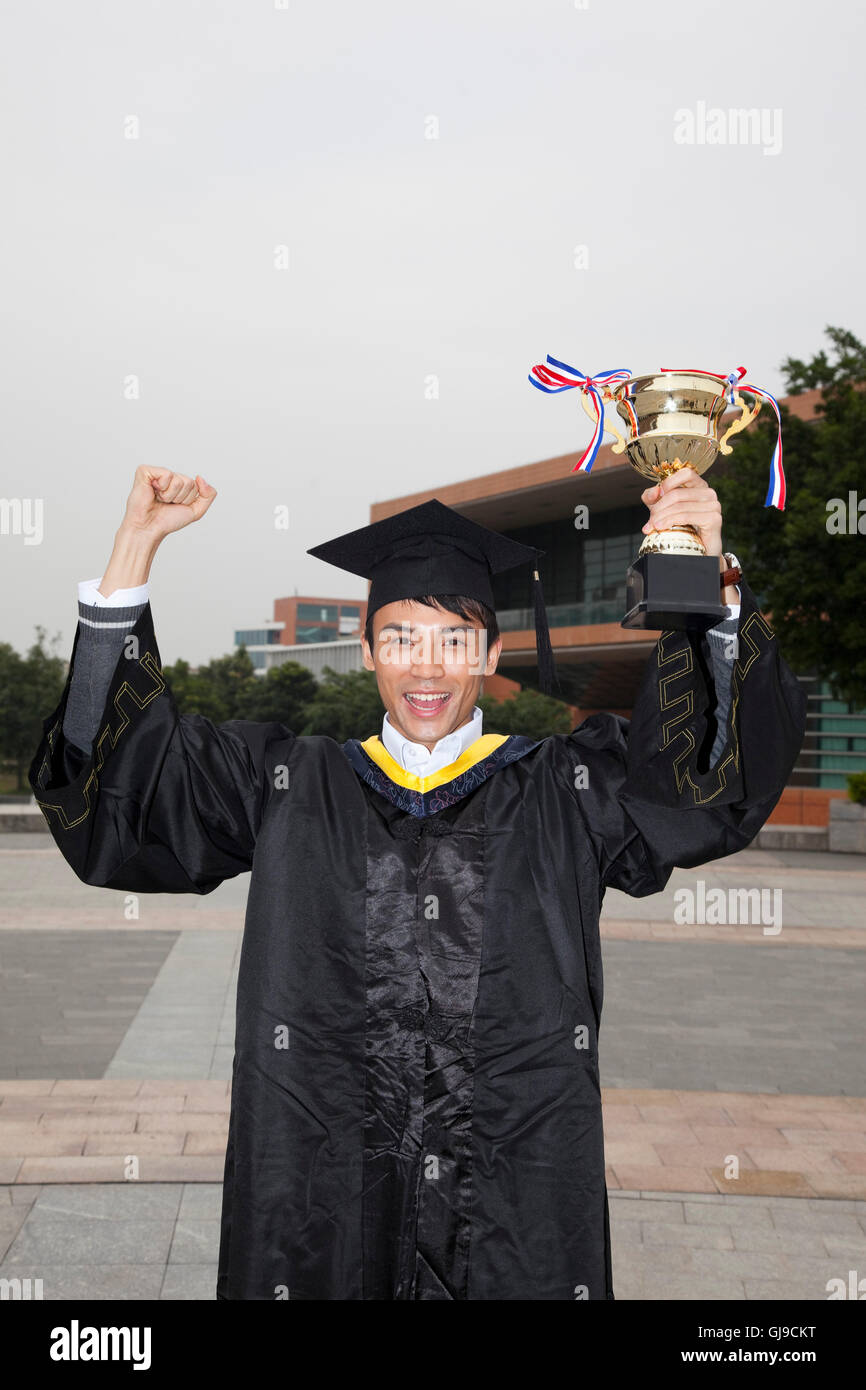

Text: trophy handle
xmin=580 ymin=391 xmax=627 ymax=454
xmin=719 ymin=391 xmax=762 ymax=455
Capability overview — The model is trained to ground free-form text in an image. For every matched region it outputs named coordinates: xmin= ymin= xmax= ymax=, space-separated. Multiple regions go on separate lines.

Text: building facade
xmin=235 ymin=595 xmax=368 ymax=674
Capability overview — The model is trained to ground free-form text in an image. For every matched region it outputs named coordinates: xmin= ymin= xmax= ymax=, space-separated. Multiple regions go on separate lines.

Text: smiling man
xmin=30 ymin=472 xmax=806 ymax=1301
xmin=371 ymin=602 xmax=496 ymax=731
xmin=309 ymin=498 xmax=558 ymax=815
xmin=368 ymin=598 xmax=498 ymax=740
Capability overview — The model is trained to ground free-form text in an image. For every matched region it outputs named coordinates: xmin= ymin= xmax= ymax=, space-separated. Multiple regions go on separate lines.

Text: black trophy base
xmin=622 ymin=553 xmax=729 ymax=632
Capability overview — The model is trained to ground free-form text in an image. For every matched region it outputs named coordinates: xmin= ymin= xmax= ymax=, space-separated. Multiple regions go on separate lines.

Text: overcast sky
xmin=2 ymin=0 xmax=863 ymax=664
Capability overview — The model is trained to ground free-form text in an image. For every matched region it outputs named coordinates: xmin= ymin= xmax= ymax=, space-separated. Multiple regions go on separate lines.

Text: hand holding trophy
xmin=640 ymin=465 xmax=725 ymax=560
xmin=528 ymin=359 xmax=785 ymax=631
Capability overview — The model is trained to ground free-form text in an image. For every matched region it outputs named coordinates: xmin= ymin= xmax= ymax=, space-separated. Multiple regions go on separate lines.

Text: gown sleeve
xmin=560 ymin=578 xmax=807 ymax=897
xmin=28 ymin=601 xmax=295 ymax=895
xmin=60 ymin=595 xmax=149 ymax=756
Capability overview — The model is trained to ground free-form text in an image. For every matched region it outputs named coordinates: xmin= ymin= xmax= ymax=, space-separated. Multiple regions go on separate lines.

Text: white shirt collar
xmin=381 ymin=705 xmax=483 ymax=777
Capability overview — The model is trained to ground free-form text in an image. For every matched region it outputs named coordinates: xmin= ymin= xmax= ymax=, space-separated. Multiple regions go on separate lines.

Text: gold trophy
xmin=598 ymin=372 xmax=762 ymax=629
xmin=528 ymin=358 xmax=783 ymax=631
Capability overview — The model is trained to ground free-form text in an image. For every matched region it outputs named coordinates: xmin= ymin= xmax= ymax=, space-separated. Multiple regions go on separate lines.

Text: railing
xmin=791 ymin=687 xmax=866 ymax=785
xmin=497 ymin=599 xmax=626 ymax=631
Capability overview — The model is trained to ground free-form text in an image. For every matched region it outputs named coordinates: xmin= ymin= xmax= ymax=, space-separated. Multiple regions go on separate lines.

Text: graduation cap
xmin=307 ymin=497 xmax=559 ymax=695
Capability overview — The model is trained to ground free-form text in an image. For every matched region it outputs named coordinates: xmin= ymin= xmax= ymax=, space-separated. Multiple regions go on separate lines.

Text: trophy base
xmin=637 ymin=523 xmax=706 ymax=558
xmin=622 ymin=553 xmax=729 ymax=632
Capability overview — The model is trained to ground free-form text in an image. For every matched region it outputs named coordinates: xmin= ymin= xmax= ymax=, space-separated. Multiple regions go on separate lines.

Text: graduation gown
xmin=28 ymin=581 xmax=806 ymax=1300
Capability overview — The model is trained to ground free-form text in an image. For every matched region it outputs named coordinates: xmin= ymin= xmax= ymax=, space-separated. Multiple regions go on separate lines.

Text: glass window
xmin=297 ymin=604 xmax=338 ymax=623
xmin=489 ymin=507 xmax=646 ymax=610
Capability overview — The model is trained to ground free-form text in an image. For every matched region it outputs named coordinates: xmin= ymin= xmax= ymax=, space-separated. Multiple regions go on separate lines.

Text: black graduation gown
xmin=28 ymin=581 xmax=806 ymax=1300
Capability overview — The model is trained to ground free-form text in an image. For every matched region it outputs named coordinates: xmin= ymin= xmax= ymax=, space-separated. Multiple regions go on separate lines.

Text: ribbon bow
xmin=725 ymin=366 xmax=748 ymax=403
xmin=527 ymin=357 xmax=632 ymax=473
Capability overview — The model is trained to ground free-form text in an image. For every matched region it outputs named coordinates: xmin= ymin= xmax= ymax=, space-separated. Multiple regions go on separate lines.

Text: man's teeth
xmin=405 ymin=693 xmax=450 ymax=704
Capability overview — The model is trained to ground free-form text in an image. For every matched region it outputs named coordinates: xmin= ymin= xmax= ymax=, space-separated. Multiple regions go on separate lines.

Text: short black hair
xmin=364 ymin=593 xmax=499 ymax=652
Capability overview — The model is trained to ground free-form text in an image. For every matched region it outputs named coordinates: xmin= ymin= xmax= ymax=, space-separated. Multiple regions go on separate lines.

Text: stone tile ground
xmin=1 ymin=834 xmax=863 ymax=1299
xmin=2 ymin=1185 xmax=863 ymax=1301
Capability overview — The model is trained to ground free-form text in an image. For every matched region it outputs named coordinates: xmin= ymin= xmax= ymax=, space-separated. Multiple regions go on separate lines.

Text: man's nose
xmin=410 ymin=634 xmax=445 ymax=674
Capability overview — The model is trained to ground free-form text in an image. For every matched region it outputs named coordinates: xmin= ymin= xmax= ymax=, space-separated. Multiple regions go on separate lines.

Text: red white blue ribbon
xmin=660 ymin=365 xmax=748 ymax=404
xmin=527 ymin=357 xmax=632 ymax=473
xmin=529 ymin=356 xmax=786 ymax=509
xmin=755 ymin=386 xmax=785 ymax=508
xmin=659 ymin=366 xmax=785 ymax=509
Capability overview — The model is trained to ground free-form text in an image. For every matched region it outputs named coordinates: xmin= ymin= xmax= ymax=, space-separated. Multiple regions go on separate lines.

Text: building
xmin=235 ymin=595 xmax=368 ymax=675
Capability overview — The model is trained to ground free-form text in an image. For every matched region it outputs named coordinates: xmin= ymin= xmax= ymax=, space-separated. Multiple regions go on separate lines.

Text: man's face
xmin=362 ymin=599 xmax=502 ymax=751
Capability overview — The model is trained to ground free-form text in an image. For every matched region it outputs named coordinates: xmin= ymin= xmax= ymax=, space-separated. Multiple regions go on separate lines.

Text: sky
xmin=2 ymin=0 xmax=863 ymax=664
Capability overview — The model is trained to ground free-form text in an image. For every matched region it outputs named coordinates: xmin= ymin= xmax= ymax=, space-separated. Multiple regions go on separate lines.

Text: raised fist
xmin=122 ymin=467 xmax=218 ymax=540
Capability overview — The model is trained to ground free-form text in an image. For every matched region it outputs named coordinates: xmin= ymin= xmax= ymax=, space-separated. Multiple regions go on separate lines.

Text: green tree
xmin=300 ymin=667 xmax=385 ymax=743
xmin=163 ymin=648 xmax=259 ymax=722
xmin=241 ymin=661 xmax=318 ymax=728
xmin=197 ymin=648 xmax=260 ymax=719
xmin=714 ymin=325 xmax=866 ymax=704
xmin=163 ymin=651 xmax=319 ymax=729
xmin=162 ymin=657 xmax=232 ymax=722
xmin=0 ymin=628 xmax=66 ymax=791
xmin=479 ymin=688 xmax=573 ymax=739
xmin=781 ymin=326 xmax=866 ymax=393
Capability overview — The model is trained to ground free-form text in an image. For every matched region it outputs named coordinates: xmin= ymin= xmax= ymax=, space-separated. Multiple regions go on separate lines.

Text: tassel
xmin=532 ymin=563 xmax=559 ymax=697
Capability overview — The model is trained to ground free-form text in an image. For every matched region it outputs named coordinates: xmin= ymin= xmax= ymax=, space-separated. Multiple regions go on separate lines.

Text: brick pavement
xmin=602 ymin=920 xmax=866 ymax=947
xmin=2 ymin=928 xmax=863 ymax=1090
xmin=0 ymin=1182 xmax=222 ymax=1300
xmin=1 ymin=1081 xmax=864 ymax=1201
xmin=0 ymin=1081 xmax=230 ymax=1184
xmin=0 ymin=931 xmax=177 ymax=1078
xmin=1 ymin=835 xmax=863 ymax=1299
xmin=609 ymin=1192 xmax=866 ymax=1301
xmin=601 ymin=939 xmax=866 ymax=1096
xmin=105 ymin=932 xmax=240 ymax=1081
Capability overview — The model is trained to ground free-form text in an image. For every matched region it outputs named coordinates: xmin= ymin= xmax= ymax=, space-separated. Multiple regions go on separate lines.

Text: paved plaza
xmin=1 ymin=830 xmax=864 ymax=1299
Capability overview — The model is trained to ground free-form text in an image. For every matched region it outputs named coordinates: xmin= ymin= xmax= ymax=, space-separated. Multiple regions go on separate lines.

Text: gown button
xmin=395 ymin=1005 xmax=425 ymax=1031
xmin=391 ymin=817 xmax=421 ymax=841
xmin=421 ymin=818 xmax=453 ymax=837
xmin=423 ymin=1007 xmax=451 ymax=1041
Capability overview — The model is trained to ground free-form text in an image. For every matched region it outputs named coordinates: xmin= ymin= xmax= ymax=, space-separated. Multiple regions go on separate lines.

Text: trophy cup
xmin=528 ymin=360 xmax=785 ymax=632
xmin=607 ymin=372 xmax=761 ymax=630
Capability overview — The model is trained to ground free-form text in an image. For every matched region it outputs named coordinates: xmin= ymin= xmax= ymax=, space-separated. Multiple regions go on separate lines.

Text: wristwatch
xmin=720 ymin=551 xmax=742 ymax=588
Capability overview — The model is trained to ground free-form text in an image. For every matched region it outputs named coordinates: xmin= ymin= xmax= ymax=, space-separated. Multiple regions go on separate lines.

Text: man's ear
xmin=484 ymin=635 xmax=502 ymax=677
xmin=361 ymin=633 xmax=375 ymax=672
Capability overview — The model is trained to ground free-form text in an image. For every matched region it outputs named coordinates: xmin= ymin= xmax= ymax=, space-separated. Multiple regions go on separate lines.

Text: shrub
xmin=846 ymin=772 xmax=866 ymax=805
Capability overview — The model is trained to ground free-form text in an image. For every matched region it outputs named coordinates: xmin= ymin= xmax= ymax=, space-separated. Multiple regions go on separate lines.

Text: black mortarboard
xmin=307 ymin=498 xmax=559 ymax=695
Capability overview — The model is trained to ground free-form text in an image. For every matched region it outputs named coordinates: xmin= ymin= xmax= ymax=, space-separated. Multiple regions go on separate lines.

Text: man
xmin=30 ymin=465 xmax=806 ymax=1300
